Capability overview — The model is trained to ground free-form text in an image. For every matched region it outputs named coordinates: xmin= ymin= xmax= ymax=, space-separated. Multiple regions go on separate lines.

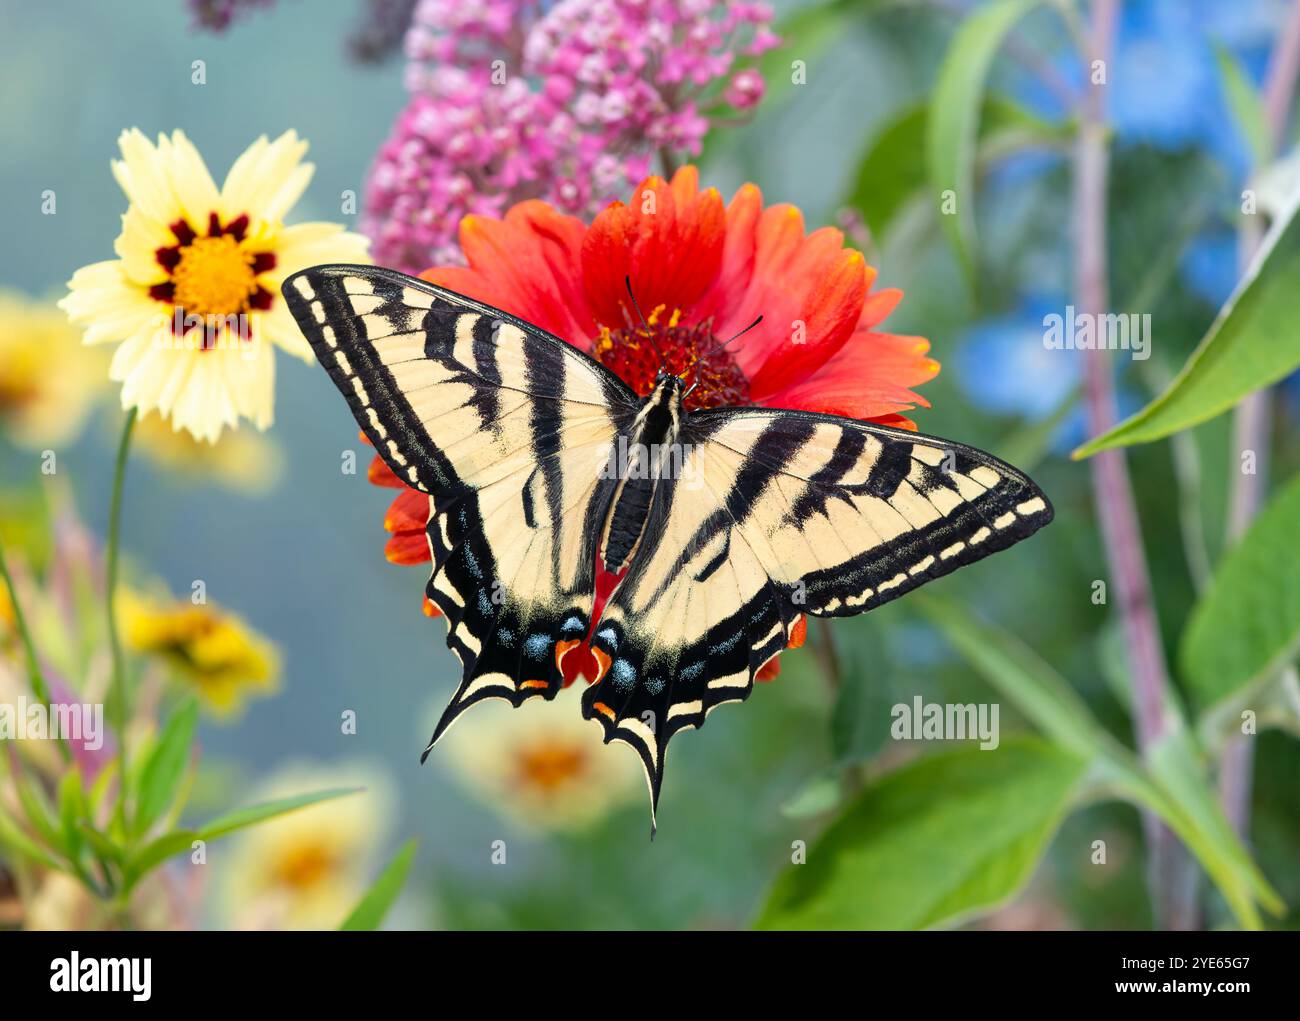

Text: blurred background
xmin=1 ymin=0 xmax=1298 ymax=930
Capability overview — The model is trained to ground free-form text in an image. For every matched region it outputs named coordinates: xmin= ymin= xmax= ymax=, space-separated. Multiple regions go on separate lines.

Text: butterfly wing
xmin=582 ymin=407 xmax=1054 ymax=811
xmin=282 ymin=264 xmax=639 ymax=747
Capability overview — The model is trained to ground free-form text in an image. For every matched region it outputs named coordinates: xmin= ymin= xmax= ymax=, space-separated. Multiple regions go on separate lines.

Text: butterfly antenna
xmin=625 ymin=275 xmax=668 ymax=373
xmin=684 ymin=313 xmax=765 ymax=379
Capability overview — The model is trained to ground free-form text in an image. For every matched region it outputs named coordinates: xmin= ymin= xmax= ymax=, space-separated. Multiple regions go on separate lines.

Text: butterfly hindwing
xmin=282 ymin=264 xmax=640 ymax=744
xmin=582 ymin=407 xmax=1053 ymax=809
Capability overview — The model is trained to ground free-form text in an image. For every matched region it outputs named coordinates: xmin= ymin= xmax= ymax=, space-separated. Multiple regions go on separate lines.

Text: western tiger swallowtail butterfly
xmin=283 ymin=264 xmax=1053 ymax=825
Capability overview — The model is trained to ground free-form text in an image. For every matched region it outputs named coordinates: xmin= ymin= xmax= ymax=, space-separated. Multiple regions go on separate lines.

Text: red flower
xmin=366 ymin=166 xmax=938 ymax=682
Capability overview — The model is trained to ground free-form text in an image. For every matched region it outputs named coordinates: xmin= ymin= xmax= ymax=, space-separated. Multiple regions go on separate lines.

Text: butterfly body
xmin=283 ymin=264 xmax=1054 ymax=821
xmin=598 ymin=371 xmax=685 ymax=575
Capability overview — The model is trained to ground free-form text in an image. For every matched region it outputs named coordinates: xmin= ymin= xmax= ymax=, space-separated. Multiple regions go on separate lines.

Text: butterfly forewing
xmin=283 ymin=264 xmax=639 ymax=744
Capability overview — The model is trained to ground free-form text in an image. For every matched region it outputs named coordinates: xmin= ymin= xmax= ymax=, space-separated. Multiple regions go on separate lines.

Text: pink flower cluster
xmin=362 ymin=0 xmax=778 ymax=274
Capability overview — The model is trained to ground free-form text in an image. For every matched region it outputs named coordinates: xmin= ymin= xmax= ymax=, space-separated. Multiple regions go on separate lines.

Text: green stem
xmin=106 ymin=408 xmax=137 ymax=826
xmin=0 ymin=532 xmax=71 ymax=763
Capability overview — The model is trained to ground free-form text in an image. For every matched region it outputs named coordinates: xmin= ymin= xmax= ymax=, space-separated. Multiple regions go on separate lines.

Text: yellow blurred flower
xmin=120 ymin=590 xmax=278 ymax=715
xmin=218 ymin=762 xmax=394 ymax=930
xmin=0 ymin=290 xmax=107 ymax=448
xmin=437 ymin=689 xmax=642 ymax=832
xmin=131 ymin=410 xmax=284 ymax=494
xmin=59 ymin=129 xmax=370 ymax=443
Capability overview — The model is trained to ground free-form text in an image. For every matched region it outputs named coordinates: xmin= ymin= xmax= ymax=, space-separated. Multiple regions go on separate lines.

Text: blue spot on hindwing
xmin=611 ymin=658 xmax=636 ymax=691
xmin=523 ymin=633 xmax=550 ymax=660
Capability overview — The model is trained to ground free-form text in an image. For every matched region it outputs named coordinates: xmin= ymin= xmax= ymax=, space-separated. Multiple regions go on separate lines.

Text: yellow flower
xmin=437 ymin=688 xmax=642 ymax=832
xmin=120 ymin=590 xmax=279 ymax=716
xmin=59 ymin=129 xmax=370 ymax=443
xmin=0 ymin=290 xmax=107 ymax=448
xmin=218 ymin=762 xmax=394 ymax=930
xmin=131 ymin=410 xmax=284 ymax=494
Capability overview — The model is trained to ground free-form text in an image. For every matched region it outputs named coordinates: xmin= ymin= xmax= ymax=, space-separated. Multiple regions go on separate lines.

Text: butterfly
xmin=282 ymin=263 xmax=1053 ymax=826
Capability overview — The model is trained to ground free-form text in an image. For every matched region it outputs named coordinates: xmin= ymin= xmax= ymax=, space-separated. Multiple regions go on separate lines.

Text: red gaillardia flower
xmin=365 ymin=166 xmax=939 ymax=682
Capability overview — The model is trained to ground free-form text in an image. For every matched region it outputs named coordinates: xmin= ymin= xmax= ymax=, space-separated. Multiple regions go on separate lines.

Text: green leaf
xmin=851 ymin=96 xmax=1062 ymax=241
xmin=1182 ymin=472 xmax=1300 ymax=714
xmin=123 ymin=830 xmax=198 ymax=885
xmin=57 ymin=768 xmax=85 ymax=863
xmin=1145 ymin=716 xmax=1283 ymax=921
xmin=0 ymin=810 xmax=64 ymax=872
xmin=339 ymin=839 xmax=419 ymax=931
xmin=77 ymin=822 xmax=124 ymax=865
xmin=916 ymin=594 xmax=1283 ymax=927
xmin=914 ymin=594 xmax=1104 ymax=757
xmin=927 ymin=0 xmax=1045 ymax=282
xmin=780 ymin=771 xmax=847 ymax=819
xmin=133 ymin=698 xmax=198 ymax=838
xmin=1074 ymin=201 xmax=1300 ymax=457
xmin=757 ymin=740 xmax=1086 ymax=929
xmin=12 ymin=762 xmax=67 ymax=856
xmin=1215 ymin=46 xmax=1271 ymax=169
xmin=197 ymin=787 xmax=361 ymax=841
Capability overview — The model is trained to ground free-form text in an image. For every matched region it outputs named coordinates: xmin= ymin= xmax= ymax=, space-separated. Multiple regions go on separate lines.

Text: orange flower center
xmin=172 ymin=235 xmax=259 ymax=319
xmin=271 ymin=842 xmax=337 ymax=891
xmin=512 ymin=741 xmax=588 ymax=793
xmin=593 ymin=305 xmax=750 ymax=411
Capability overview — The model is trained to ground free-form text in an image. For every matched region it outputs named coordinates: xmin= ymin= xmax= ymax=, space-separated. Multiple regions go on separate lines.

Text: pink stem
xmin=1074 ymin=0 xmax=1197 ymax=930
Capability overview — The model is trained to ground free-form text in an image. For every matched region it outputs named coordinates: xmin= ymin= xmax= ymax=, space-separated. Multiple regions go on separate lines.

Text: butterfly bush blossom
xmin=363 ymin=0 xmax=778 ymax=273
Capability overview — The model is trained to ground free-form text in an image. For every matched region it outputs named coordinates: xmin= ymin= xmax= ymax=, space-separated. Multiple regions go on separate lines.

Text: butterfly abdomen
xmin=597 ymin=375 xmax=684 ymax=575
xmin=603 ymin=473 xmax=654 ymax=571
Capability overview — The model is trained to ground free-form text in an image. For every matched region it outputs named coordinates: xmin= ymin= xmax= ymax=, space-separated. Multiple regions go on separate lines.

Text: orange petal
xmin=368 ymin=454 xmax=405 ymax=489
xmin=581 ymin=167 xmax=726 ymax=330
xmin=421 ymin=200 xmax=595 ymax=345
xmin=384 ymin=488 xmax=428 ymax=534
xmin=759 ymin=330 xmax=939 ymax=424
xmin=385 ymin=530 xmax=430 ymax=565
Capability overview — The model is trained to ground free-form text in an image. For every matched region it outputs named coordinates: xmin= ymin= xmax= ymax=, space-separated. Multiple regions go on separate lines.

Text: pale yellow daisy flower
xmin=119 ymin=589 xmax=279 ymax=716
xmin=0 ymin=290 xmax=107 ymax=449
xmin=59 ymin=129 xmax=369 ymax=443
xmin=217 ymin=762 xmax=395 ymax=931
xmin=436 ymin=688 xmax=642 ymax=832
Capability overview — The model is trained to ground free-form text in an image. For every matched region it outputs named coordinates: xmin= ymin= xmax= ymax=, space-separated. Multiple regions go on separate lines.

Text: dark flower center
xmin=592 ymin=307 xmax=750 ymax=411
xmin=150 ymin=213 xmax=277 ymax=350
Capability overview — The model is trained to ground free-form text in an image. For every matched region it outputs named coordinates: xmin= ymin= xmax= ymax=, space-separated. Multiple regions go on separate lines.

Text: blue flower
xmin=1181 ymin=227 xmax=1241 ymax=308
xmin=953 ymin=298 xmax=1080 ymax=420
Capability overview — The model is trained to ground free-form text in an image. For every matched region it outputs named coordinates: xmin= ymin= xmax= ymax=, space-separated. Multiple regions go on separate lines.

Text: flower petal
xmin=421 ymin=200 xmax=594 ymax=344
xmin=60 ymin=261 xmax=160 ymax=345
xmin=220 ymin=131 xmax=314 ymax=225
xmin=580 ymin=166 xmax=726 ymax=331
xmin=760 ymin=329 xmax=939 ymax=425
xmin=385 ymin=529 xmax=430 ymax=565
xmin=384 ymin=488 xmax=429 ymax=534
xmin=368 ymin=453 xmax=404 ymax=488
